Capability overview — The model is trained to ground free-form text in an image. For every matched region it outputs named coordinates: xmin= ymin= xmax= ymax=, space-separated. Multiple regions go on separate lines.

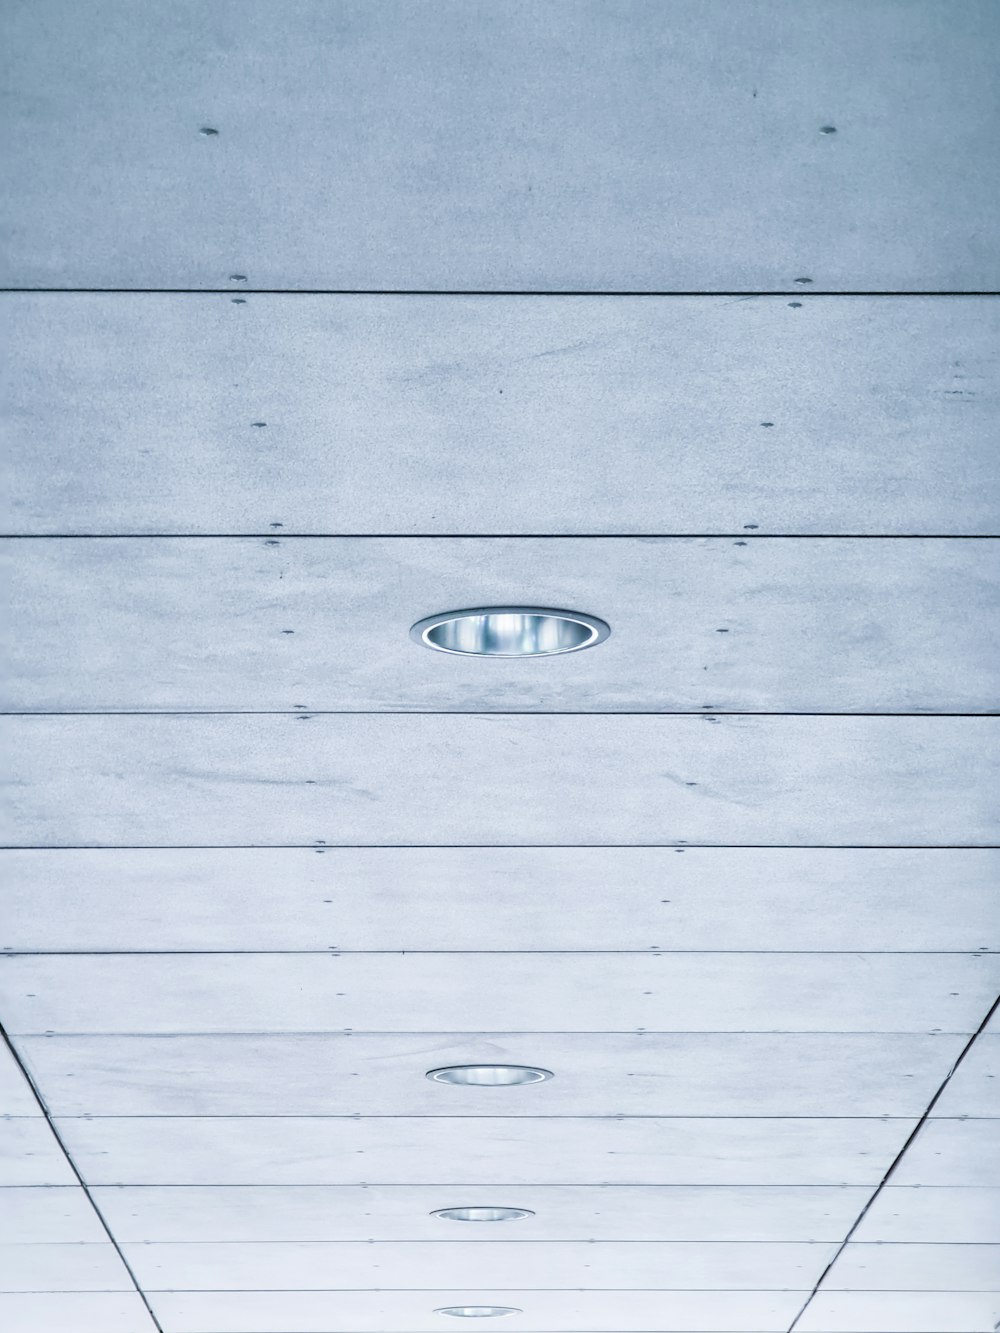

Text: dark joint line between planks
xmin=3 ymin=287 xmax=1000 ymax=297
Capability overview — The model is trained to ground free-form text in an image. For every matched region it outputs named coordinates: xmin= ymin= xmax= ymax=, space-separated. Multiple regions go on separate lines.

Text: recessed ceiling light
xmin=410 ymin=607 xmax=609 ymax=657
xmin=435 ymin=1307 xmax=522 ymax=1318
xmin=426 ymin=1064 xmax=553 ymax=1086
xmin=432 ymin=1206 xmax=535 ymax=1223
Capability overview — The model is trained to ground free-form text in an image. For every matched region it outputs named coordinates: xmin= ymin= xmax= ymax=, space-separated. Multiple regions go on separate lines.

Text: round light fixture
xmin=426 ymin=1064 xmax=552 ymax=1086
xmin=410 ymin=607 xmax=609 ymax=657
xmin=432 ymin=1206 xmax=535 ymax=1223
xmin=435 ymin=1307 xmax=521 ymax=1319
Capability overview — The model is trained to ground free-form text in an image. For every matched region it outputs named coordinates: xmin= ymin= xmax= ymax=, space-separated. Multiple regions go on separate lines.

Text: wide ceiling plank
xmin=4 ymin=295 xmax=998 ymax=535
xmin=798 ymin=1291 xmax=1000 ymax=1333
xmin=827 ymin=1242 xmax=1000 ymax=1291
xmin=2 ymin=2 xmax=998 ymax=290
xmin=2 ymin=848 xmax=997 ymax=953
xmin=4 ymin=714 xmax=996 ymax=846
xmin=62 ymin=1116 xmax=911 ymax=1188
xmin=150 ymin=1288 xmax=805 ymax=1332
xmin=0 ymin=1188 xmax=107 ymax=1243
xmin=892 ymin=1120 xmax=1000 ymax=1186
xmin=126 ymin=1238 xmax=839 ymax=1290
xmin=0 ymin=1045 xmax=43 ymax=1118
xmin=0 ymin=1293 xmax=157 ymax=1333
xmin=0 ymin=1243 xmax=132 ymax=1293
xmin=4 ymin=952 xmax=996 ymax=1035
xmin=6 ymin=538 xmax=999 ymax=712
xmin=22 ymin=1032 xmax=965 ymax=1117
xmin=0 ymin=1122 xmax=76 ymax=1186
xmin=855 ymin=1187 xmax=1000 ymax=1243
xmin=930 ymin=1032 xmax=998 ymax=1115
xmin=91 ymin=1183 xmax=870 ymax=1243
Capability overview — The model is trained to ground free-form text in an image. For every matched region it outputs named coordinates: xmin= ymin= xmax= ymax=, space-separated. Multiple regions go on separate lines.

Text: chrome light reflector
xmin=411 ymin=606 xmax=609 ymax=656
xmin=426 ymin=1064 xmax=552 ymax=1086
xmin=432 ymin=1206 xmax=534 ymax=1223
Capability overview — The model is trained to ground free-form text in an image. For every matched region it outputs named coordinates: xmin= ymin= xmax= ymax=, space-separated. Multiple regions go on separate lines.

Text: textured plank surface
xmin=126 ymin=1238 xmax=838 ymax=1291
xmin=149 ymin=1288 xmax=805 ymax=1333
xmin=3 ymin=2 xmax=999 ymax=291
xmin=22 ymin=1032 xmax=965 ymax=1117
xmin=4 ymin=952 xmax=996 ymax=1035
xmin=4 ymin=714 xmax=996 ymax=846
xmin=91 ymin=1183 xmax=869 ymax=1242
xmin=855 ymin=1187 xmax=1000 ymax=1243
xmin=0 ymin=1120 xmax=76 ymax=1186
xmin=4 ymin=295 xmax=999 ymax=535
xmin=3 ymin=847 xmax=997 ymax=952
xmin=798 ymin=1291 xmax=1000 ymax=1333
xmin=930 ymin=1033 xmax=999 ymax=1116
xmin=892 ymin=1120 xmax=1000 ymax=1186
xmin=828 ymin=1242 xmax=1000 ymax=1290
xmin=0 ymin=1188 xmax=108 ymax=1243
xmin=0 ymin=1293 xmax=156 ymax=1333
xmin=6 ymin=537 xmax=999 ymax=712
xmin=0 ymin=1243 xmax=133 ymax=1292
xmin=0 ymin=1046 xmax=42 ymax=1118
xmin=63 ymin=1116 xmax=911 ymax=1188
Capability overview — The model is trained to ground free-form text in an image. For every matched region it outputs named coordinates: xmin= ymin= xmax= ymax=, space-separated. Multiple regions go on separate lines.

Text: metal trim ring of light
xmin=410 ymin=606 xmax=610 ymax=657
xmin=435 ymin=1307 xmax=522 ymax=1319
xmin=432 ymin=1206 xmax=535 ymax=1223
xmin=426 ymin=1064 xmax=553 ymax=1086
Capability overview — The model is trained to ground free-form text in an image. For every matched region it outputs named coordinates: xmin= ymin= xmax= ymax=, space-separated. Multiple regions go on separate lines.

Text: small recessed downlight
xmin=435 ymin=1307 xmax=521 ymax=1319
xmin=426 ymin=1064 xmax=552 ymax=1086
xmin=410 ymin=607 xmax=609 ymax=657
xmin=433 ymin=1206 xmax=535 ymax=1223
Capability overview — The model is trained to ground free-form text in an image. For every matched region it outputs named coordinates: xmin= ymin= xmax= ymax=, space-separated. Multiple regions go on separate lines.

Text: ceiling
xmin=0 ymin=3 xmax=997 ymax=1333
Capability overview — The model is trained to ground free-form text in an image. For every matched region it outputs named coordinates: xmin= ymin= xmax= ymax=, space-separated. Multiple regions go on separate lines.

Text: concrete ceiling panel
xmin=797 ymin=1290 xmax=1000 ymax=1332
xmin=3 ymin=951 xmax=996 ymax=1035
xmin=149 ymin=1286 xmax=806 ymax=1332
xmin=0 ymin=1292 xmax=157 ymax=1333
xmin=125 ymin=1238 xmax=839 ymax=1291
xmin=5 ymin=538 xmax=999 ymax=712
xmin=4 ymin=295 xmax=998 ymax=534
xmin=91 ymin=1183 xmax=869 ymax=1243
xmin=854 ymin=1186 xmax=1000 ymax=1243
xmin=18 ymin=1031 xmax=965 ymax=1117
xmin=4 ymin=714 xmax=996 ymax=846
xmin=3 ymin=2 xmax=998 ymax=290
xmin=2 ymin=848 xmax=997 ymax=953
xmin=58 ymin=1115 xmax=912 ymax=1188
